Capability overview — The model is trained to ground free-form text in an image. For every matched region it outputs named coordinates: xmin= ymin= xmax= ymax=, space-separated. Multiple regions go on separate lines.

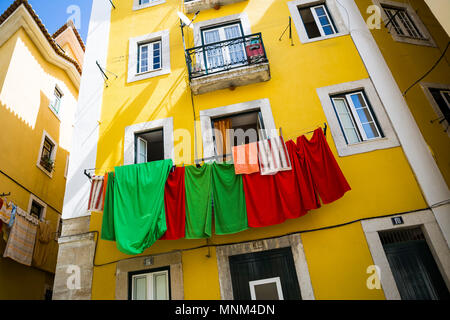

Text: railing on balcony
xmin=185 ymin=33 xmax=268 ymax=80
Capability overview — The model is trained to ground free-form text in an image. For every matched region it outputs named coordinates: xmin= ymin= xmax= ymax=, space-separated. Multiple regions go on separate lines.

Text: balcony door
xmin=201 ymin=23 xmax=246 ymax=73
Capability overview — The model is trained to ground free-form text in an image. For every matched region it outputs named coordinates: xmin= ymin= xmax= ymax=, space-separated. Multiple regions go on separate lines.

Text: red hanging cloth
xmin=243 ymin=143 xmax=307 ymax=228
xmin=161 ymin=167 xmax=186 ymax=240
xmin=300 ymin=128 xmax=351 ymax=204
xmin=243 ymin=173 xmax=286 ymax=227
xmin=285 ymin=139 xmax=321 ymax=211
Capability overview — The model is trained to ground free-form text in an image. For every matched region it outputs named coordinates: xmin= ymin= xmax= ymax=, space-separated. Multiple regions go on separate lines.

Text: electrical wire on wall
xmin=58 ymin=203 xmax=449 ymax=268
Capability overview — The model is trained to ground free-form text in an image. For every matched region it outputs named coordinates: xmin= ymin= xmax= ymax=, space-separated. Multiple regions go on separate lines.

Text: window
xmin=27 ymin=194 xmax=47 ymax=221
xmin=124 ymin=118 xmax=174 ymax=165
xmin=37 ymin=131 xmax=58 ymax=177
xmin=49 ymin=87 xmax=63 ymax=115
xmin=200 ymin=99 xmax=277 ymax=163
xmin=298 ymin=4 xmax=336 ymax=39
xmin=40 ymin=137 xmax=55 ymax=173
xmin=135 ymin=128 xmax=164 ymax=164
xmin=211 ymin=111 xmax=265 ymax=159
xmin=331 ymin=91 xmax=383 ymax=144
xmin=379 ymin=227 xmax=449 ymax=300
xmin=288 ymin=0 xmax=347 ymax=44
xmin=137 ymin=41 xmax=161 ymax=74
xmin=249 ymin=277 xmax=284 ymax=300
xmin=30 ymin=200 xmax=44 ymax=220
xmin=382 ymin=5 xmax=423 ymax=40
xmin=373 ymin=0 xmax=435 ymax=47
xmin=317 ymin=78 xmax=400 ymax=157
xmin=130 ymin=269 xmax=170 ymax=300
xmin=201 ymin=23 xmax=246 ymax=72
xmin=133 ymin=0 xmax=165 ymax=10
xmin=128 ymin=30 xmax=170 ymax=83
xmin=428 ymin=88 xmax=450 ymax=124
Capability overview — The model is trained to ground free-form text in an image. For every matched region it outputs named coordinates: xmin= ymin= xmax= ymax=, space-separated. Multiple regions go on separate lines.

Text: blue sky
xmin=0 ymin=0 xmax=93 ymax=43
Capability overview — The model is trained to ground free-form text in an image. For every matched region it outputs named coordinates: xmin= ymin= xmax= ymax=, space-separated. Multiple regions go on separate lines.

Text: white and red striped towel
xmin=257 ymin=136 xmax=292 ymax=175
xmin=88 ymin=176 xmax=105 ymax=212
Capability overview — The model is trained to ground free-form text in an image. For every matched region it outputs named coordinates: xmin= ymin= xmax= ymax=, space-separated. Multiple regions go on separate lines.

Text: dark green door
xmin=229 ymin=247 xmax=301 ymax=300
xmin=381 ymin=228 xmax=449 ymax=300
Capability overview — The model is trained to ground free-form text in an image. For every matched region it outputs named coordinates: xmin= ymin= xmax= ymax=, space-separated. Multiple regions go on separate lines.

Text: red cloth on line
xmin=300 ymin=128 xmax=351 ymax=204
xmin=243 ymin=173 xmax=286 ymax=228
xmin=285 ymin=139 xmax=321 ymax=211
xmin=161 ymin=167 xmax=186 ymax=240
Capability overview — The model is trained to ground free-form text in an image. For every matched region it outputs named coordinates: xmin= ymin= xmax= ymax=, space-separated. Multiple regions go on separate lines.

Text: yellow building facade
xmin=55 ymin=0 xmax=449 ymax=300
xmin=0 ymin=0 xmax=83 ymax=299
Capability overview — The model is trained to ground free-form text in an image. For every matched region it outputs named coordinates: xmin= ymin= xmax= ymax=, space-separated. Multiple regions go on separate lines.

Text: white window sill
xmin=48 ymin=105 xmax=61 ymax=121
xmin=128 ymin=68 xmax=170 ymax=83
xmin=390 ymin=34 xmax=436 ymax=47
xmin=298 ymin=32 xmax=349 ymax=44
xmin=133 ymin=0 xmax=166 ymax=11
xmin=36 ymin=163 xmax=54 ymax=178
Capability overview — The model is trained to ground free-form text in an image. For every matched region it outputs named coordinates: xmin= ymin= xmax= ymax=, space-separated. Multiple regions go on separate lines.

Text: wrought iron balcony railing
xmin=185 ymin=33 xmax=268 ymax=80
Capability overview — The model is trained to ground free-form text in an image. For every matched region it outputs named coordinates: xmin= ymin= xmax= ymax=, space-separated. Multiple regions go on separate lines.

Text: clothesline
xmin=83 ymin=124 xmax=327 ymax=179
xmin=97 ymin=127 xmax=351 ymax=255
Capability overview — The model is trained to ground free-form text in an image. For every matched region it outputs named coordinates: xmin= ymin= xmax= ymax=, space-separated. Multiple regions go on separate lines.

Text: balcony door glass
xmin=202 ymin=23 xmax=246 ymax=73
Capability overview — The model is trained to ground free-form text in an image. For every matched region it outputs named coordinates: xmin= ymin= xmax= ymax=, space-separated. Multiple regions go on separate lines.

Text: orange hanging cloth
xmin=232 ymin=142 xmax=260 ymax=175
xmin=214 ymin=119 xmax=233 ymax=162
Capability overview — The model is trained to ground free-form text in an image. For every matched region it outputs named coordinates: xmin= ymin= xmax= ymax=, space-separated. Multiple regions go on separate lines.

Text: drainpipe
xmin=337 ymin=0 xmax=450 ymax=246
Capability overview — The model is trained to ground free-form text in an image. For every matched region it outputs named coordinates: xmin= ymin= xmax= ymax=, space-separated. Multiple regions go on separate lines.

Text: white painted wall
xmin=62 ymin=0 xmax=111 ymax=219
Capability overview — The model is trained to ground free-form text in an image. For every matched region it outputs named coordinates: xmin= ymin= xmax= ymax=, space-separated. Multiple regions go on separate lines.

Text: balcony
xmin=186 ymin=33 xmax=271 ymax=95
xmin=184 ymin=0 xmax=247 ymax=14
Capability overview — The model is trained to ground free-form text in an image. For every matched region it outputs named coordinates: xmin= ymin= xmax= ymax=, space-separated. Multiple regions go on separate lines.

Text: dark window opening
xmin=211 ymin=110 xmax=265 ymax=160
xmin=429 ymin=88 xmax=450 ymax=124
xmin=379 ymin=227 xmax=449 ymax=300
xmin=298 ymin=4 xmax=337 ymax=39
xmin=135 ymin=129 xmax=164 ymax=164
xmin=30 ymin=200 xmax=44 ymax=220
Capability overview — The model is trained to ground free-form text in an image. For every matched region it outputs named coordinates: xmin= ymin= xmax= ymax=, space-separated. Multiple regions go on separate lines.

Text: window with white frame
xmin=124 ymin=118 xmax=174 ymax=165
xmin=373 ymin=0 xmax=435 ymax=46
xmin=135 ymin=128 xmax=164 ymax=164
xmin=130 ymin=269 xmax=170 ymax=300
xmin=37 ymin=131 xmax=58 ymax=176
xmin=28 ymin=194 xmax=47 ymax=221
xmin=428 ymin=88 xmax=450 ymax=124
xmin=317 ymin=78 xmax=400 ymax=157
xmin=49 ymin=86 xmax=63 ymax=116
xmin=133 ymin=0 xmax=166 ymax=11
xmin=200 ymin=99 xmax=277 ymax=162
xmin=128 ymin=30 xmax=170 ymax=83
xmin=249 ymin=277 xmax=284 ymax=300
xmin=298 ymin=4 xmax=337 ymax=39
xmin=137 ymin=41 xmax=161 ymax=74
xmin=382 ymin=5 xmax=424 ymax=40
xmin=288 ymin=0 xmax=347 ymax=44
xmin=331 ymin=90 xmax=383 ymax=144
xmin=201 ymin=22 xmax=246 ymax=72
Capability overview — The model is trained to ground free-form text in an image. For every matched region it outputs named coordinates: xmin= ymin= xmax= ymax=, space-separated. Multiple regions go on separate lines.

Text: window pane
xmin=349 ymin=93 xmax=380 ymax=139
xmin=322 ymin=26 xmax=334 ymax=35
xmin=344 ymin=128 xmax=360 ymax=144
xmin=314 ymin=6 xmax=325 ymax=16
xmin=133 ymin=276 xmax=147 ymax=300
xmin=332 ymin=98 xmax=361 ymax=144
xmin=299 ymin=7 xmax=321 ymax=39
xmin=153 ymin=273 xmax=168 ymax=300
xmin=253 ymin=282 xmax=280 ymax=300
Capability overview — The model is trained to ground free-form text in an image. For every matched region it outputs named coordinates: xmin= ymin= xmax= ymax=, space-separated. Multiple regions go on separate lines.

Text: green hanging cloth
xmin=184 ymin=164 xmax=213 ymax=239
xmin=101 ymin=172 xmax=116 ymax=241
xmin=113 ymin=160 xmax=172 ymax=255
xmin=212 ymin=162 xmax=248 ymax=235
